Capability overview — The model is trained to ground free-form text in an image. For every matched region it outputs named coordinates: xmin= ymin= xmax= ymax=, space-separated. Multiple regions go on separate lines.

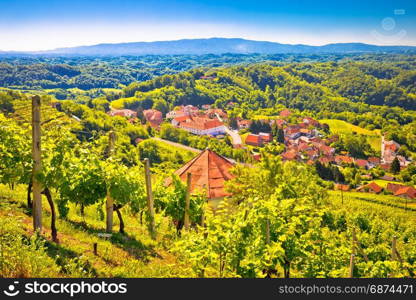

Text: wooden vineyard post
xmin=266 ymin=219 xmax=271 ymax=245
xmin=352 ymin=227 xmax=369 ymax=262
xmin=349 ymin=254 xmax=355 ymax=278
xmin=106 ymin=131 xmax=116 ymax=233
xmin=184 ymin=173 xmax=192 ymax=230
xmin=391 ymin=236 xmax=403 ymax=262
xmin=144 ymin=158 xmax=156 ymax=239
xmin=31 ymin=95 xmax=42 ymax=232
xmin=93 ymin=243 xmax=98 ymax=256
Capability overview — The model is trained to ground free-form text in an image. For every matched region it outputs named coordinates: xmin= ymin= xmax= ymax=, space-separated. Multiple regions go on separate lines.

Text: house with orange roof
xmin=356 ymin=182 xmax=383 ymax=194
xmin=259 ymin=132 xmax=272 ymax=143
xmin=245 ymin=134 xmax=263 ymax=147
xmin=166 ymin=149 xmax=235 ymax=200
xmin=177 ymin=116 xmax=226 ymax=136
xmin=206 ymin=108 xmax=227 ymax=119
xmin=108 ymin=109 xmax=137 ymax=118
xmin=368 ymin=157 xmax=381 ymax=167
xmin=238 ymin=119 xmax=252 ymax=130
xmin=281 ymin=151 xmax=298 ymax=161
xmin=143 ymin=109 xmax=163 ymax=128
xmin=335 ymin=155 xmax=354 ymax=165
xmin=172 ymin=115 xmax=191 ymax=126
xmin=386 ymin=183 xmax=406 ymax=194
xmin=335 ymin=184 xmax=350 ymax=191
xmin=279 ymin=109 xmax=292 ymax=118
xmin=394 ymin=186 xmax=416 ymax=199
xmin=319 ymin=156 xmax=335 ymax=164
xmin=275 ymin=119 xmax=286 ymax=128
xmin=355 ymin=159 xmax=370 ymax=169
xmin=166 ymin=105 xmax=198 ymax=119
xmin=302 ymin=117 xmax=321 ymax=127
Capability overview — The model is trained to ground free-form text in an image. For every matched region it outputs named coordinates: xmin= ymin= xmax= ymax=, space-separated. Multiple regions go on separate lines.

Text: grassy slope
xmin=320 ymin=119 xmax=381 ymax=152
xmin=0 ymin=184 xmax=191 ymax=278
xmin=329 ymin=190 xmax=416 ymax=211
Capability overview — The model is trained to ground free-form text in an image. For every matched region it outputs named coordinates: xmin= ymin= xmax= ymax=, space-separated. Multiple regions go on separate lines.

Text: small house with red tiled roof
xmin=316 ymin=144 xmax=335 ymax=156
xmin=335 ymin=184 xmax=350 ymax=191
xmin=177 ymin=116 xmax=226 ymax=136
xmin=380 ymin=175 xmax=396 ymax=181
xmin=386 ymin=183 xmax=406 ymax=194
xmin=166 ymin=149 xmax=235 ymax=200
xmin=319 ymin=156 xmax=335 ymax=165
xmin=355 ymin=159 xmax=370 ymax=169
xmin=380 ymin=163 xmax=391 ymax=171
xmin=394 ymin=186 xmax=416 ymax=199
xmin=281 ymin=151 xmax=298 ymax=161
xmin=143 ymin=109 xmax=163 ymax=128
xmin=172 ymin=115 xmax=191 ymax=126
xmin=302 ymin=117 xmax=320 ymax=127
xmin=335 ymin=155 xmax=354 ymax=165
xmin=108 ymin=109 xmax=137 ymax=118
xmin=279 ymin=109 xmax=292 ymax=118
xmin=357 ymin=182 xmax=383 ymax=194
xmin=275 ymin=119 xmax=286 ymax=128
xmin=259 ymin=132 xmax=272 ymax=143
xmin=238 ymin=119 xmax=252 ymax=130
xmin=245 ymin=134 xmax=263 ymax=147
xmin=368 ymin=157 xmax=381 ymax=166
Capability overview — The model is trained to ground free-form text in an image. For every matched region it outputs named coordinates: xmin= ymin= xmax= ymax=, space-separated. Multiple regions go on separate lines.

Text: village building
xmin=108 ymin=109 xmax=137 ymax=118
xmin=368 ymin=157 xmax=381 ymax=167
xmin=275 ymin=119 xmax=286 ymax=128
xmin=279 ymin=109 xmax=292 ymax=118
xmin=166 ymin=105 xmax=198 ymax=119
xmin=335 ymin=155 xmax=354 ymax=165
xmin=394 ymin=186 xmax=416 ymax=199
xmin=386 ymin=183 xmax=406 ymax=194
xmin=175 ymin=116 xmax=226 ymax=136
xmin=143 ymin=109 xmax=163 ymax=128
xmin=245 ymin=132 xmax=272 ymax=147
xmin=281 ymin=151 xmax=298 ymax=161
xmin=206 ymin=108 xmax=227 ymax=119
xmin=355 ymin=159 xmax=370 ymax=169
xmin=356 ymin=182 xmax=383 ymax=194
xmin=380 ymin=175 xmax=396 ymax=181
xmin=166 ymin=149 xmax=235 ymax=200
xmin=302 ymin=117 xmax=321 ymax=127
xmin=238 ymin=119 xmax=252 ymax=130
xmin=335 ymin=184 xmax=350 ymax=191
xmin=319 ymin=156 xmax=335 ymax=164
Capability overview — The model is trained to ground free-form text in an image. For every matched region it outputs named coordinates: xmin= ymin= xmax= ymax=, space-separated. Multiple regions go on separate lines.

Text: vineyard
xmin=1 ymin=87 xmax=416 ymax=279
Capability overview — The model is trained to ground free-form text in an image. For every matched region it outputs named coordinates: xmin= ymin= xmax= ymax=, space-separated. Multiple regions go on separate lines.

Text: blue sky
xmin=1 ymin=0 xmax=415 ymax=51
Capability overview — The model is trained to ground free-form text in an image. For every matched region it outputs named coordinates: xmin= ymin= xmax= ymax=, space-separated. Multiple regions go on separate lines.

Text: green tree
xmin=390 ymin=157 xmax=401 ymax=174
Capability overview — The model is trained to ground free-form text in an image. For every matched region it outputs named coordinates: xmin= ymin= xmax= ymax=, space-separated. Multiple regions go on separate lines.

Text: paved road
xmin=215 ymin=113 xmax=242 ymax=146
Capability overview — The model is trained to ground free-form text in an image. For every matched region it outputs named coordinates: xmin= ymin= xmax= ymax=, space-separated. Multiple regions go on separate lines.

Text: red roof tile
xmin=245 ymin=134 xmax=262 ymax=146
xmin=279 ymin=109 xmax=292 ymax=118
xmin=394 ymin=186 xmax=416 ymax=199
xmin=357 ymin=182 xmax=383 ymax=193
xmin=169 ymin=149 xmax=235 ymax=199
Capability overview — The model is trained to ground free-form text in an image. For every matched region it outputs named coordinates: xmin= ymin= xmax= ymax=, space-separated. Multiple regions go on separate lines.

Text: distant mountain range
xmin=2 ymin=38 xmax=416 ymax=56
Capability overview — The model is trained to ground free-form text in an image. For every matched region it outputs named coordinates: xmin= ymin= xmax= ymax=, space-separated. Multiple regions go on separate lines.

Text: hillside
xmin=320 ymin=119 xmax=382 ymax=152
xmin=6 ymin=38 xmax=416 ymax=56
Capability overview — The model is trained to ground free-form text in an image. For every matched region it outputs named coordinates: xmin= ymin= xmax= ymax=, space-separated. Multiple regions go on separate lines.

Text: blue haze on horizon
xmin=0 ymin=0 xmax=415 ymax=51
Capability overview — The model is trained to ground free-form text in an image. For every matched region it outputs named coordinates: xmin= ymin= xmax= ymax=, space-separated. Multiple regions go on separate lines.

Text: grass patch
xmin=0 ymin=184 xmax=192 ymax=278
xmin=320 ymin=119 xmax=381 ymax=152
